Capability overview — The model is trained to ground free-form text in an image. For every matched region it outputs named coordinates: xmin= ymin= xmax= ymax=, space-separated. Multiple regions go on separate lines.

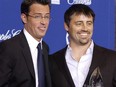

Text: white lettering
xmin=67 ymin=0 xmax=75 ymax=5
xmin=51 ymin=0 xmax=60 ymax=4
xmin=51 ymin=0 xmax=91 ymax=5
xmin=74 ymin=0 xmax=91 ymax=5
xmin=12 ymin=29 xmax=21 ymax=37
xmin=0 ymin=29 xmax=21 ymax=41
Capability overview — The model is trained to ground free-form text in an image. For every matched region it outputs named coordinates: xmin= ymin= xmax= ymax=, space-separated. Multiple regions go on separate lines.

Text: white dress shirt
xmin=65 ymin=41 xmax=94 ymax=87
xmin=23 ymin=29 xmax=42 ymax=87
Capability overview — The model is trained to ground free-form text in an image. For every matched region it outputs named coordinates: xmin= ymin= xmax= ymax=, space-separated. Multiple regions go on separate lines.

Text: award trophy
xmin=88 ymin=67 xmax=104 ymax=87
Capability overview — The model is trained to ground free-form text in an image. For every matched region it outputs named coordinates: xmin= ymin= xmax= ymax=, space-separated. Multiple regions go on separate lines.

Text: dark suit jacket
xmin=49 ymin=44 xmax=116 ymax=87
xmin=0 ymin=31 xmax=52 ymax=87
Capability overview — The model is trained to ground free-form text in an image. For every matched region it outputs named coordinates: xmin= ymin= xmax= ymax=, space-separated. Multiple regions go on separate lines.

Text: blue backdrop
xmin=0 ymin=0 xmax=115 ymax=54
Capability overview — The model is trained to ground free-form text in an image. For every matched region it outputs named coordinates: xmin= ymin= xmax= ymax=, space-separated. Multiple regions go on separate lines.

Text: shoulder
xmin=0 ymin=32 xmax=25 ymax=53
xmin=94 ymin=44 xmax=116 ymax=57
xmin=0 ymin=31 xmax=24 ymax=45
xmin=49 ymin=46 xmax=67 ymax=58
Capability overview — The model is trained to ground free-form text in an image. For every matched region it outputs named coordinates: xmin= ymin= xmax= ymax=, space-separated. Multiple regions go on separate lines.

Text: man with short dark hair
xmin=0 ymin=0 xmax=52 ymax=87
xmin=49 ymin=4 xmax=116 ymax=87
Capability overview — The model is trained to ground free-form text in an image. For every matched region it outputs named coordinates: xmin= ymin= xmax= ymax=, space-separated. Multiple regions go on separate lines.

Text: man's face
xmin=65 ymin=14 xmax=93 ymax=46
xmin=21 ymin=3 xmax=50 ymax=41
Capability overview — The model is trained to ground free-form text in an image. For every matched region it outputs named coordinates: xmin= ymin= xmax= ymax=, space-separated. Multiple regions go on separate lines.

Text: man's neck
xmin=69 ymin=41 xmax=92 ymax=62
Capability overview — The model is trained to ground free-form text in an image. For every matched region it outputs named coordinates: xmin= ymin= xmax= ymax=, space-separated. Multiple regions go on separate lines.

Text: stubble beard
xmin=76 ymin=34 xmax=92 ymax=46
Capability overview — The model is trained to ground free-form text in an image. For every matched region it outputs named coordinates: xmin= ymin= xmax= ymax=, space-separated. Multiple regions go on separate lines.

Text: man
xmin=49 ymin=4 xmax=116 ymax=87
xmin=0 ymin=0 xmax=52 ymax=87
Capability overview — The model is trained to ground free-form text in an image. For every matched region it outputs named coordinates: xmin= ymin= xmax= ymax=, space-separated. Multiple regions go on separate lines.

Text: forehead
xmin=29 ymin=3 xmax=50 ymax=14
xmin=71 ymin=14 xmax=93 ymax=21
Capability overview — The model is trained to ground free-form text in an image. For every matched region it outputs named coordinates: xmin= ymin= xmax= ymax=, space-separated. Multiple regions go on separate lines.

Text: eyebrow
xmin=33 ymin=13 xmax=50 ymax=15
xmin=75 ymin=20 xmax=93 ymax=22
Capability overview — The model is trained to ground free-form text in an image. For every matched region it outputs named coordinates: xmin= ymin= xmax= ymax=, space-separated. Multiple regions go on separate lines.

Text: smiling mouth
xmin=40 ymin=28 xmax=45 ymax=30
xmin=77 ymin=33 xmax=90 ymax=39
xmin=80 ymin=33 xmax=88 ymax=36
xmin=39 ymin=26 xmax=46 ymax=30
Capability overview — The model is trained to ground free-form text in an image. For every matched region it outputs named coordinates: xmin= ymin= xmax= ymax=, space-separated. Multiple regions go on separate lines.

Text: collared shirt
xmin=65 ymin=41 xmax=94 ymax=87
xmin=23 ymin=29 xmax=42 ymax=87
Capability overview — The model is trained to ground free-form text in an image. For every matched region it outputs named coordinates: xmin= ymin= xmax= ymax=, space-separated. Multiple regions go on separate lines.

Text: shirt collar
xmin=23 ymin=28 xmax=42 ymax=50
xmin=67 ymin=40 xmax=94 ymax=55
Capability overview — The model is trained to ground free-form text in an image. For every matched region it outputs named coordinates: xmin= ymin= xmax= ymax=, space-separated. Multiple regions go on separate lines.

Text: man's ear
xmin=21 ymin=13 xmax=27 ymax=24
xmin=64 ymin=22 xmax=69 ymax=32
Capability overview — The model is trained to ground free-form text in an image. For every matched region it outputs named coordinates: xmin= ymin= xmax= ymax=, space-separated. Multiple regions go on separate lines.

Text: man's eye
xmin=34 ymin=16 xmax=41 ymax=18
xmin=76 ymin=22 xmax=82 ymax=26
xmin=44 ymin=16 xmax=50 ymax=19
xmin=87 ymin=22 xmax=93 ymax=25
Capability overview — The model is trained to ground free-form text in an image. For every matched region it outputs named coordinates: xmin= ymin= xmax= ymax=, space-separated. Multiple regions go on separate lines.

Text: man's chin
xmin=79 ymin=39 xmax=91 ymax=45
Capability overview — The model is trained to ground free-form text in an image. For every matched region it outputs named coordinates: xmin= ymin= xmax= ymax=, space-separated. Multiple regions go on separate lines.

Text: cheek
xmin=31 ymin=20 xmax=39 ymax=25
xmin=30 ymin=21 xmax=39 ymax=29
xmin=90 ymin=28 xmax=93 ymax=33
xmin=87 ymin=25 xmax=93 ymax=32
xmin=90 ymin=25 xmax=93 ymax=30
xmin=27 ymin=22 xmax=38 ymax=33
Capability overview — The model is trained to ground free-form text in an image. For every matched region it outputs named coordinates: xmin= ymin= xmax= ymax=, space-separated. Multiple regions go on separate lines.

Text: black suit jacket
xmin=49 ymin=44 xmax=116 ymax=87
xmin=0 ymin=31 xmax=52 ymax=87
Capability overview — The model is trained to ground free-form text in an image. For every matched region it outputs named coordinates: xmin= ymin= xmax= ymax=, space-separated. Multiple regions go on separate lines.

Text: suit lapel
xmin=41 ymin=41 xmax=52 ymax=87
xmin=84 ymin=44 xmax=106 ymax=86
xmin=54 ymin=47 xmax=75 ymax=87
xmin=42 ymin=42 xmax=49 ymax=75
xmin=19 ymin=31 xmax=35 ymax=78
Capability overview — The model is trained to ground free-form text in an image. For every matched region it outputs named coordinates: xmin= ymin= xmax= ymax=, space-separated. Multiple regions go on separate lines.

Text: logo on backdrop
xmin=51 ymin=0 xmax=91 ymax=5
xmin=0 ymin=29 xmax=21 ymax=41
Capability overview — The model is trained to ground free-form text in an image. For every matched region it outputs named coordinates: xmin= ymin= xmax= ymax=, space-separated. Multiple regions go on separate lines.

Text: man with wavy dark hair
xmin=49 ymin=4 xmax=116 ymax=87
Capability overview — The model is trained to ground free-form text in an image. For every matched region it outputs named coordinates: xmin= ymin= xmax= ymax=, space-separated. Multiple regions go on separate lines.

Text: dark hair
xmin=64 ymin=4 xmax=95 ymax=27
xmin=21 ymin=0 xmax=51 ymax=14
